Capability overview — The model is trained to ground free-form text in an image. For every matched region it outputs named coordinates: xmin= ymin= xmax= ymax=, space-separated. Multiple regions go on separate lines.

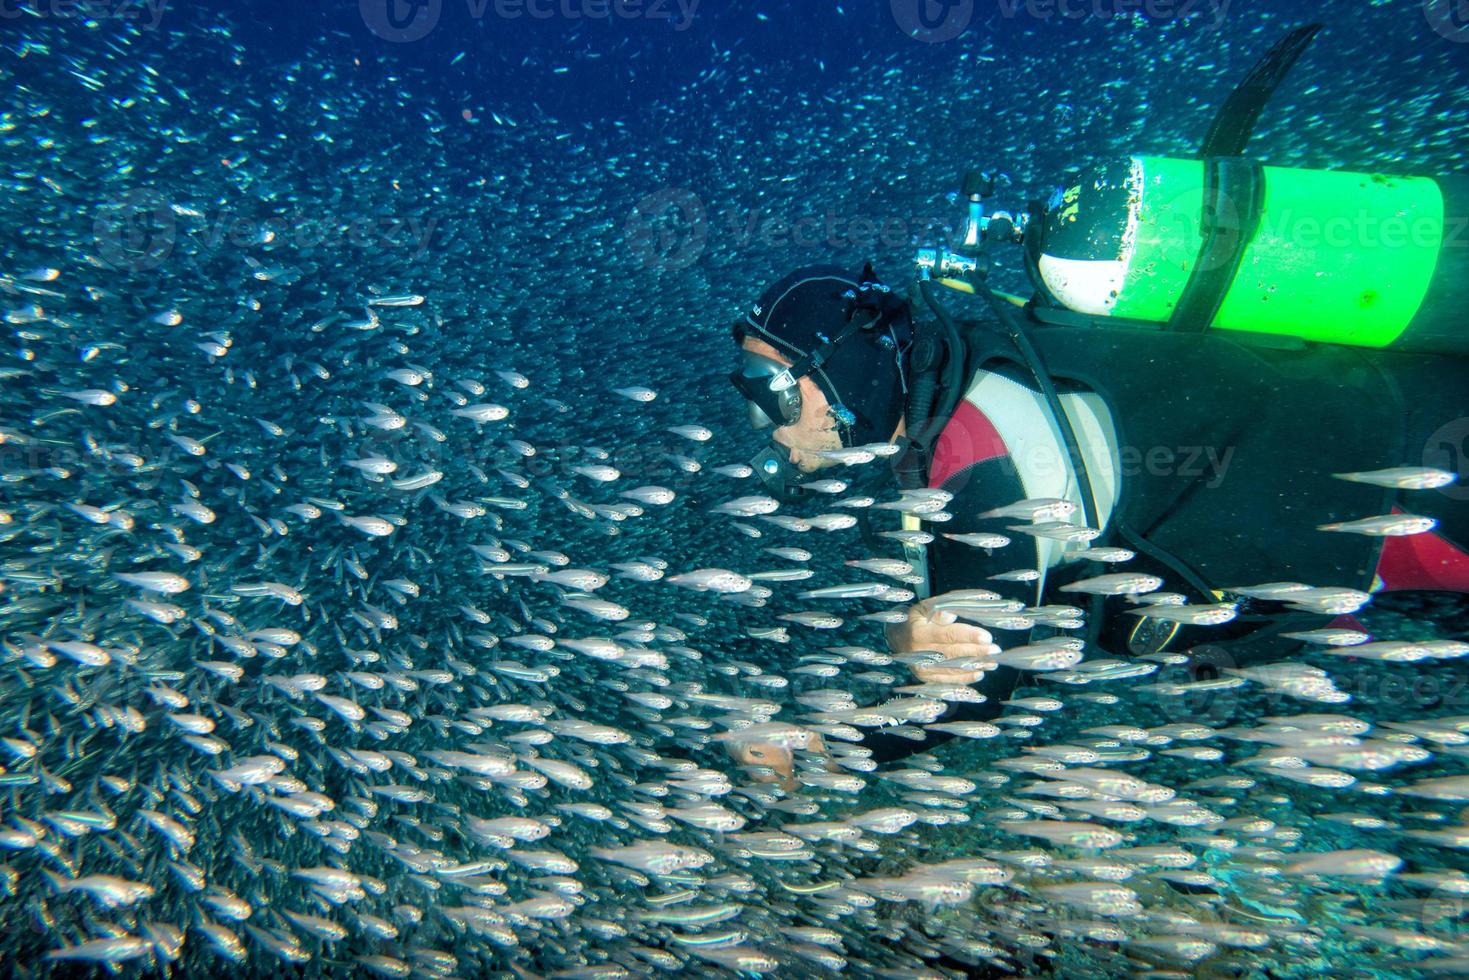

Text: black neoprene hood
xmin=733 ymin=264 xmax=913 ymax=447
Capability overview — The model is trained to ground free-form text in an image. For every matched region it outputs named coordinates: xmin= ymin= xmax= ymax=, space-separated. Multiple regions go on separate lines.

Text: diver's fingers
xmin=914 ymin=661 xmax=989 ymax=684
xmin=907 ymin=596 xmax=945 ymax=624
xmin=921 ymin=643 xmax=999 ymax=663
xmin=916 ymin=622 xmax=995 ymax=647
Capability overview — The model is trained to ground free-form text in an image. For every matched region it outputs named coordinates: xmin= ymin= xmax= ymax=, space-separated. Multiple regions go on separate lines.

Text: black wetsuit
xmin=863 ymin=325 xmax=1469 ymax=764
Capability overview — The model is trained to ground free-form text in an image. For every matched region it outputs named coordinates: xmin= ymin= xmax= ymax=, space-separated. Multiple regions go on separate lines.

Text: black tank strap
xmin=1168 ymin=23 xmax=1321 ymax=333
xmin=1168 ymin=156 xmax=1265 ymax=333
xmin=1200 ymin=23 xmax=1323 ymax=158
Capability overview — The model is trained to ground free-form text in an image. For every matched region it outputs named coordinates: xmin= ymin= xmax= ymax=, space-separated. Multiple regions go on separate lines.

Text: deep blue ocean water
xmin=1 ymin=0 xmax=1468 ymax=976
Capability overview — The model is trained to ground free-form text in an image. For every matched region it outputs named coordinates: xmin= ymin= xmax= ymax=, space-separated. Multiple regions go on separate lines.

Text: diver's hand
xmin=886 ymin=593 xmax=1001 ymax=685
xmin=724 ymin=734 xmax=829 ymax=784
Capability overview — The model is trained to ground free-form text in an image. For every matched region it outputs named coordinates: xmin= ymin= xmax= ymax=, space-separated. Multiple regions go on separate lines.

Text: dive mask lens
xmin=729 ymin=351 xmax=802 ymax=429
xmin=745 ymin=399 xmax=774 ymax=430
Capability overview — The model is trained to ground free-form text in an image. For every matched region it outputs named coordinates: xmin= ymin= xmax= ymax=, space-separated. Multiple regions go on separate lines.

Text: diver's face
xmin=739 ymin=337 xmax=841 ymax=473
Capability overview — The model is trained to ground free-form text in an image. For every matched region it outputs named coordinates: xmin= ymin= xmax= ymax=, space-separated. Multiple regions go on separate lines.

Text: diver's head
xmin=734 ymin=336 xmax=844 ymax=474
xmin=729 ymin=264 xmax=912 ymax=492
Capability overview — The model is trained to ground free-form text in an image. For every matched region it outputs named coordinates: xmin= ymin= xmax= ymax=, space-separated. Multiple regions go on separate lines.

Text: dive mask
xmin=729 ymin=351 xmax=803 ymax=429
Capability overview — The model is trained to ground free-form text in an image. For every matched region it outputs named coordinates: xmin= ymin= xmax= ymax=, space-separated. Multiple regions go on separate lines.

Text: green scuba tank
xmin=1033 ymin=155 xmax=1469 ymax=354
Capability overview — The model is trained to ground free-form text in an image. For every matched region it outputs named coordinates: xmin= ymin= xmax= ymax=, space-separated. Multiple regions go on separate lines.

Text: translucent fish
xmin=1125 ymin=602 xmax=1238 ymax=626
xmin=1283 ymin=849 xmax=1403 ymax=877
xmin=713 ymin=495 xmax=781 ymax=517
xmin=812 ymin=447 xmax=876 ymax=465
xmin=45 ymin=936 xmax=152 ymax=964
xmin=943 ymin=532 xmax=1011 ymax=549
xmin=799 ymin=582 xmax=888 ymax=600
xmin=1073 ymin=546 xmax=1136 ymax=562
xmin=980 ymin=497 xmax=1076 ymax=521
xmin=993 ymin=640 xmax=1085 ymax=672
xmin=1333 ymin=466 xmax=1457 ymax=490
xmin=1059 ymin=572 xmax=1163 ymax=596
xmin=620 ymin=486 xmax=676 ymax=505
xmin=450 ymin=403 xmax=510 ymax=423
xmin=667 ymin=568 xmax=752 ymax=594
xmin=612 ymin=386 xmax=658 ymax=402
xmin=114 ymin=571 xmax=191 ymax=594
xmin=1007 ymin=521 xmax=1102 ymax=543
xmin=1280 ymin=628 xmax=1371 ymax=646
xmin=1318 ymin=513 xmax=1438 ymax=536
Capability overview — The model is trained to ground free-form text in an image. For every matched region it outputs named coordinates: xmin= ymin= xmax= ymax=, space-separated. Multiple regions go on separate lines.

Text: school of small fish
xmin=1 ymin=2 xmax=1467 ymax=977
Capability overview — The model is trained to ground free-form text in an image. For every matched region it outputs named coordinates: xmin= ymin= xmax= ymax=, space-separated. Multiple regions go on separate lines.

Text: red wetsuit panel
xmin=929 ymin=401 xmax=1008 ymax=489
xmin=1376 ymin=525 xmax=1469 ymax=594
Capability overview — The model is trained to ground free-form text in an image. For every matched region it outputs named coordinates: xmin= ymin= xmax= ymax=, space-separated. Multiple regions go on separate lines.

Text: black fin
xmin=1200 ymin=23 xmax=1323 ymax=158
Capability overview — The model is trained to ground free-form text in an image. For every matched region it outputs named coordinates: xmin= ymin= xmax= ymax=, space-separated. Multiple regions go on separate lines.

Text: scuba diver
xmin=722 ymin=25 xmax=1469 ymax=776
